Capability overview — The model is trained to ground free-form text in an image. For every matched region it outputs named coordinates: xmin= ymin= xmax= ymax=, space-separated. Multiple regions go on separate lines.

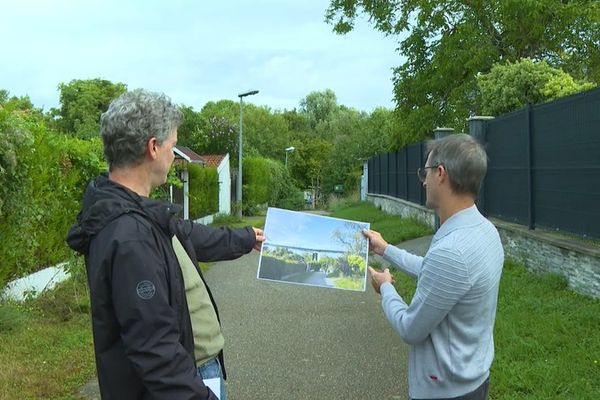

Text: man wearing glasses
xmin=364 ymin=134 xmax=504 ymax=400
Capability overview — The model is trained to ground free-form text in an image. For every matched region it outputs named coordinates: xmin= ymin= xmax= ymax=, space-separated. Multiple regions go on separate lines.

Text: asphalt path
xmin=206 ymin=250 xmax=409 ymax=400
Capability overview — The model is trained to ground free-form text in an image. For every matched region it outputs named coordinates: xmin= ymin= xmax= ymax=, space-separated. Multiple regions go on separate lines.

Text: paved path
xmin=78 ymin=235 xmax=433 ymax=399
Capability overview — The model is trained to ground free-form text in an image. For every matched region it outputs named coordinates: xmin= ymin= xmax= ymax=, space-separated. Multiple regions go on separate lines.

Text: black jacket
xmin=67 ymin=173 xmax=255 ymax=400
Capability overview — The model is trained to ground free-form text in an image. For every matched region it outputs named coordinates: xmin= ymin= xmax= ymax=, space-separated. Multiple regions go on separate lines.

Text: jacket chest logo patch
xmin=136 ymin=280 xmax=156 ymax=300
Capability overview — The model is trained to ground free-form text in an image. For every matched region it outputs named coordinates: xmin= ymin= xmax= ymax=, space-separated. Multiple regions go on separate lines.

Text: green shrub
xmin=0 ymin=107 xmax=34 ymax=219
xmin=0 ymin=114 xmax=105 ymax=287
xmin=277 ymin=188 xmax=304 ymax=210
xmin=188 ymin=163 xmax=219 ymax=219
xmin=212 ymin=213 xmax=243 ymax=225
xmin=243 ymin=156 xmax=303 ymax=214
xmin=243 ymin=157 xmax=270 ymax=208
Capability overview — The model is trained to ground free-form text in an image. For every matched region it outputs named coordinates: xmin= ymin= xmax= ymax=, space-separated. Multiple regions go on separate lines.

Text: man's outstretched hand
xmin=368 ymin=266 xmax=394 ymax=294
xmin=252 ymin=227 xmax=265 ymax=251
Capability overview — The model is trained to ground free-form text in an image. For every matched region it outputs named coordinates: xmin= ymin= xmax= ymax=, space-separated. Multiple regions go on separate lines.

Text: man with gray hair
xmin=67 ymin=89 xmax=264 ymax=399
xmin=364 ymin=134 xmax=504 ymax=400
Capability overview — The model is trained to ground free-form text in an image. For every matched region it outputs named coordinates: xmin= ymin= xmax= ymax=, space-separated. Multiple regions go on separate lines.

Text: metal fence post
xmin=433 ymin=128 xmax=454 ymax=230
xmin=525 ymin=104 xmax=534 ymax=230
xmin=468 ymin=116 xmax=494 ymax=216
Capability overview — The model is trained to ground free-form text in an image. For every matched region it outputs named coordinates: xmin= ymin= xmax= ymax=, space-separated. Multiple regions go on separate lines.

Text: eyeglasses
xmin=417 ymin=165 xmax=440 ymax=182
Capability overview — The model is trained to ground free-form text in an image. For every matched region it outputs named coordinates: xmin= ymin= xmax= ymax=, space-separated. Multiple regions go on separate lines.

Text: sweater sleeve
xmin=111 ymin=239 xmax=217 ymax=399
xmin=382 ymin=245 xmax=423 ymax=278
xmin=379 ymin=246 xmax=472 ymax=345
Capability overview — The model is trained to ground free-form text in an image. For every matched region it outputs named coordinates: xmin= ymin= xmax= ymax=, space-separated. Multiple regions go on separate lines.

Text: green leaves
xmin=188 ymin=164 xmax=219 ymax=218
xmin=242 ymin=157 xmax=303 ymax=213
xmin=477 ymin=58 xmax=596 ymax=115
xmin=326 ymin=0 xmax=600 ymax=146
xmin=52 ymin=78 xmax=127 ymax=138
xmin=0 ymin=117 xmax=105 ymax=287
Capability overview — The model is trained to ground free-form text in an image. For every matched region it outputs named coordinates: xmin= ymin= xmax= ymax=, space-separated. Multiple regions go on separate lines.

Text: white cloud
xmin=0 ymin=0 xmax=402 ymax=111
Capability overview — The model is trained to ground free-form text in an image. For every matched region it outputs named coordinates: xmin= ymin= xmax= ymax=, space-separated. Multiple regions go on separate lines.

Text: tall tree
xmin=177 ymin=106 xmax=208 ymax=149
xmin=201 ymin=116 xmax=238 ymax=157
xmin=299 ymin=89 xmax=339 ymax=130
xmin=282 ymin=109 xmax=311 ymax=135
xmin=0 ymin=89 xmax=8 ymax=105
xmin=53 ymin=78 xmax=127 ymax=138
xmin=363 ymin=107 xmax=396 ymax=154
xmin=326 ymin=0 xmax=600 ymax=145
xmin=0 ymin=91 xmax=34 ymax=112
xmin=242 ymin=105 xmax=291 ymax=161
xmin=201 ymin=100 xmax=291 ymax=161
xmin=288 ymin=135 xmax=332 ymax=191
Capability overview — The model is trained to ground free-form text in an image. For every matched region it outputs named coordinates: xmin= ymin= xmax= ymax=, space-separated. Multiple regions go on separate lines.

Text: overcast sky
xmin=0 ymin=0 xmax=402 ymax=112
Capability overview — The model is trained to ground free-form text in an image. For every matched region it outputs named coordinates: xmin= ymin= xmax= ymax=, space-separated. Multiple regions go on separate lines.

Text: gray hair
xmin=426 ymin=134 xmax=487 ymax=197
xmin=100 ymin=89 xmax=183 ymax=169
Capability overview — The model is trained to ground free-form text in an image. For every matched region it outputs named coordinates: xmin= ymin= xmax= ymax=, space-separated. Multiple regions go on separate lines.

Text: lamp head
xmin=238 ymin=89 xmax=259 ymax=97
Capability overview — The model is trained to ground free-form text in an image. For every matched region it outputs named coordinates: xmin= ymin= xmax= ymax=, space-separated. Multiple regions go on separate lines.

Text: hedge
xmin=0 ymin=110 xmax=105 ymax=287
xmin=187 ymin=163 xmax=219 ymax=219
xmin=242 ymin=156 xmax=303 ymax=214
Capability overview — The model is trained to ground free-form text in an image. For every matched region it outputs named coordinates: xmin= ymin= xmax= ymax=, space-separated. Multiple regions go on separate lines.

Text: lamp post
xmin=237 ymin=89 xmax=259 ymax=218
xmin=284 ymin=146 xmax=295 ymax=167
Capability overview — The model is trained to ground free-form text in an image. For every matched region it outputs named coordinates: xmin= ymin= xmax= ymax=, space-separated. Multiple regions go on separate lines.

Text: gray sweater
xmin=380 ymin=205 xmax=504 ymax=399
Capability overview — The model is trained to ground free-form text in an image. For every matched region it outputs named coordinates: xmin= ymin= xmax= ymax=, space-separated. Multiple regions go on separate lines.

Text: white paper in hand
xmin=203 ymin=378 xmax=220 ymax=399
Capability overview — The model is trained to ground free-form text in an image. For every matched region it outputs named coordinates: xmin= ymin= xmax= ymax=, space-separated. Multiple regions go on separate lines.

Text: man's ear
xmin=437 ymin=165 xmax=447 ymax=183
xmin=147 ymin=137 xmax=158 ymax=159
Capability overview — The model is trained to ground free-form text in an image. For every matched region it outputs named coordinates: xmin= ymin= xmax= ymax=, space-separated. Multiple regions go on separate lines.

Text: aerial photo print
xmin=257 ymin=207 xmax=370 ymax=291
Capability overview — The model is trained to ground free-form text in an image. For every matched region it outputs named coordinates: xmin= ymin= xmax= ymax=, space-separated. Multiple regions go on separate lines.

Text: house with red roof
xmin=173 ymin=146 xmax=231 ymax=220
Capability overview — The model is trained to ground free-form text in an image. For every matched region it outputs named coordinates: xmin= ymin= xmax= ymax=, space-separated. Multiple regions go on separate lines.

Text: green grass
xmin=211 ymin=214 xmax=265 ymax=230
xmin=0 ymin=258 xmax=95 ymax=400
xmin=491 ymin=260 xmax=600 ymax=399
xmin=329 ymin=200 xmax=433 ymax=244
xmin=331 ymin=200 xmax=600 ymax=399
xmin=391 ymin=261 xmax=600 ymax=399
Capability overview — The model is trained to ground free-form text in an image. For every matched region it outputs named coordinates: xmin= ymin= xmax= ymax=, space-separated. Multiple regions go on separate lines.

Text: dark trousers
xmin=412 ymin=377 xmax=490 ymax=400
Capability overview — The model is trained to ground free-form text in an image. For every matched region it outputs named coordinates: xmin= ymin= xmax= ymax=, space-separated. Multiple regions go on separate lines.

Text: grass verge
xmin=0 ymin=258 xmax=95 ymax=400
xmin=492 ymin=260 xmax=600 ymax=398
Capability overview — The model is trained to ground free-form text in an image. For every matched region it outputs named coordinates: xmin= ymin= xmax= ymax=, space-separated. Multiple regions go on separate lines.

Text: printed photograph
xmin=257 ymin=207 xmax=370 ymax=291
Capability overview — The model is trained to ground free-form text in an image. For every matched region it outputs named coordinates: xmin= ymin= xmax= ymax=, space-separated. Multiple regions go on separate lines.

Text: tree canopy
xmin=299 ymin=88 xmax=339 ymax=130
xmin=52 ymin=78 xmax=127 ymax=138
xmin=10 ymin=79 xmax=395 ymax=203
xmin=326 ymin=0 xmax=600 ymax=146
xmin=477 ymin=58 xmax=595 ymax=116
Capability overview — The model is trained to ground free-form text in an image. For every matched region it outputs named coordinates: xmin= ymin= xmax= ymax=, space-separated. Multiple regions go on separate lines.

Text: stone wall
xmin=367 ymin=194 xmax=600 ymax=299
xmin=368 ymin=194 xmax=436 ymax=229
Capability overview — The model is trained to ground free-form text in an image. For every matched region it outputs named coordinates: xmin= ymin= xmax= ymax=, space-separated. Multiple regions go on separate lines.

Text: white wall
xmin=218 ymin=153 xmax=231 ymax=214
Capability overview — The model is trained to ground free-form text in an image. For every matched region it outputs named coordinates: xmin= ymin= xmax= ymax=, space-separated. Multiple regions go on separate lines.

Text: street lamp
xmin=285 ymin=146 xmax=295 ymax=167
xmin=237 ymin=89 xmax=259 ymax=218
